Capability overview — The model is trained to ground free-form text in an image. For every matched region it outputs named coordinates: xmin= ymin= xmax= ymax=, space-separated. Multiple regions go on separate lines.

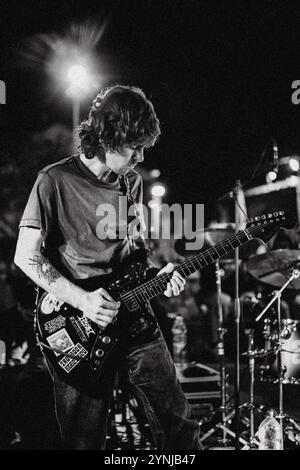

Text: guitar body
xmin=36 ymin=248 xmax=159 ymax=385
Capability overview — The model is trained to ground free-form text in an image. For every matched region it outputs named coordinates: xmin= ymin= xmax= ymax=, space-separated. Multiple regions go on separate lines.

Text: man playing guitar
xmin=14 ymin=85 xmax=202 ymax=450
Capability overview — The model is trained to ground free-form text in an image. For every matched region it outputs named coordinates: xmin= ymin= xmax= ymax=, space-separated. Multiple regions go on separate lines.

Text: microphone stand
xmin=233 ymin=180 xmax=242 ymax=450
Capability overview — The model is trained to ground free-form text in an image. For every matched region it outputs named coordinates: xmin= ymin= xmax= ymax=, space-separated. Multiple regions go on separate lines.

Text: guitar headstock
xmin=245 ymin=211 xmax=297 ymax=243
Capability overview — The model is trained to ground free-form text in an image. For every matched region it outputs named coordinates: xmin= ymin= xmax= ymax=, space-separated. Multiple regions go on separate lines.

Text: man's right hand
xmin=79 ymin=288 xmax=120 ymax=328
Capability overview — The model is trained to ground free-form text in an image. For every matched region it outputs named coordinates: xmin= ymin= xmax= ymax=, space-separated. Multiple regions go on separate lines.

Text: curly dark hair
xmin=78 ymin=85 xmax=161 ymax=159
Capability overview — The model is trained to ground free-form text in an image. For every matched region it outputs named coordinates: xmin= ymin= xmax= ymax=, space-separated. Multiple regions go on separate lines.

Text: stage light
xmin=267 ymin=171 xmax=277 ymax=182
xmin=272 ymin=155 xmax=300 ymax=180
xmin=47 ymin=44 xmax=100 ymax=133
xmin=150 ymin=169 xmax=161 ymax=178
xmin=289 ymin=158 xmax=300 ymax=172
xmin=18 ymin=21 xmax=111 ymax=148
xmin=67 ymin=64 xmax=89 ymax=90
xmin=151 ymin=183 xmax=166 ymax=198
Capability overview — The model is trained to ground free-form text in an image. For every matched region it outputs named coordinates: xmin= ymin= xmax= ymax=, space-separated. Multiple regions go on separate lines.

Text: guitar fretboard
xmin=120 ymin=226 xmax=254 ymax=308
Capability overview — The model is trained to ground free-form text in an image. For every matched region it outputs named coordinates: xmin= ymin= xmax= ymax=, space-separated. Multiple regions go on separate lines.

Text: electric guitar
xmin=35 ymin=210 xmax=294 ymax=385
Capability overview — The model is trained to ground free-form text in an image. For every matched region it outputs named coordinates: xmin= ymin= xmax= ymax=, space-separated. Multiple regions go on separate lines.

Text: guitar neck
xmin=176 ymin=229 xmax=251 ymax=279
xmin=121 ymin=226 xmax=254 ymax=307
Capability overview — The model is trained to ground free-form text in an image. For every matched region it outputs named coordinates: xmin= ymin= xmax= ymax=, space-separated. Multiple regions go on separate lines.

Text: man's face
xmin=104 ymin=144 xmax=145 ymax=175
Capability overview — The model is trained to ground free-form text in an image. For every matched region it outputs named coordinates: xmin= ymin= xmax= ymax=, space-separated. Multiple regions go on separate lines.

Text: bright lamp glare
xmin=150 ymin=169 xmax=161 ymax=178
xmin=67 ymin=65 xmax=88 ymax=86
xmin=151 ymin=184 xmax=166 ymax=198
xmin=289 ymin=158 xmax=300 ymax=172
xmin=66 ymin=63 xmax=93 ymax=97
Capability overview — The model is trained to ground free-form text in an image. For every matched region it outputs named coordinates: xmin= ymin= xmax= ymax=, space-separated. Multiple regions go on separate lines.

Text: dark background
xmin=1 ymin=0 xmax=300 ymax=218
xmin=2 ymin=2 xmax=300 ymax=449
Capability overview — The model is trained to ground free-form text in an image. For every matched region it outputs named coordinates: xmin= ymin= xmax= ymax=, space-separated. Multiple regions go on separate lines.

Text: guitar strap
xmin=120 ymin=174 xmax=147 ymax=250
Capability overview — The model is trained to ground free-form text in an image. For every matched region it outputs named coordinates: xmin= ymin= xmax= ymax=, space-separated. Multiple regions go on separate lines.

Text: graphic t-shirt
xmin=19 ymin=154 xmax=145 ymax=281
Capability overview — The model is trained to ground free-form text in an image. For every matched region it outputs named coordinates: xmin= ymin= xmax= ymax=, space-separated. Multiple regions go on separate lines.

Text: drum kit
xmin=175 ymin=224 xmax=300 ymax=449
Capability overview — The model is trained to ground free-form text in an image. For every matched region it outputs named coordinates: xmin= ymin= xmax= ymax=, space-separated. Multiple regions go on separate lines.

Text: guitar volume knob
xmin=102 ymin=336 xmax=111 ymax=344
xmin=95 ymin=349 xmax=104 ymax=358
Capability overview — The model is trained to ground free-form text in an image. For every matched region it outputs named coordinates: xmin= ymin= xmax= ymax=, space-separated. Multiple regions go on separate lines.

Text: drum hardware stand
xmin=233 ymin=179 xmax=243 ymax=449
xmin=241 ymin=330 xmax=270 ymax=449
xmin=215 ymin=259 xmax=229 ymax=445
xmin=200 ymin=259 xmax=234 ymax=447
xmin=244 ymin=328 xmax=256 ymax=448
xmin=255 ymin=267 xmax=300 ymax=450
xmin=200 ymin=327 xmax=265 ymax=448
xmin=201 ymin=258 xmax=252 ymax=448
xmin=199 ymin=407 xmax=249 ymax=448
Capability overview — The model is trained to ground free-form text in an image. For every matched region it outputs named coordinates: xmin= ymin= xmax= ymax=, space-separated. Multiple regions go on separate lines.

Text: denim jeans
xmin=52 ymin=332 xmax=201 ymax=450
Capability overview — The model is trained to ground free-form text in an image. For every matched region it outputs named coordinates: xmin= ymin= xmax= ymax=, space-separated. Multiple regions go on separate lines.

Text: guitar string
xmin=121 ymin=218 xmax=288 ymax=303
xmin=118 ymin=229 xmax=251 ymax=303
xmin=118 ymin=219 xmax=284 ymax=304
xmin=118 ymin=223 xmax=272 ymax=303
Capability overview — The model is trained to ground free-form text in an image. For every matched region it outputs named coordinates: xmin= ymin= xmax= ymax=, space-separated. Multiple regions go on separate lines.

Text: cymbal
xmin=174 ymin=225 xmax=233 ymax=257
xmin=204 ymin=224 xmax=235 ymax=246
xmin=174 ymin=223 xmax=259 ymax=260
xmin=246 ymin=249 xmax=300 ymax=290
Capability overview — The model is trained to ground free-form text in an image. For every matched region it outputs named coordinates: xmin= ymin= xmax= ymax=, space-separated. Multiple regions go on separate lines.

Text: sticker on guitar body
xmin=44 ymin=315 xmax=66 ymax=334
xmin=58 ymin=343 xmax=88 ymax=373
xmin=46 ymin=328 xmax=74 ymax=356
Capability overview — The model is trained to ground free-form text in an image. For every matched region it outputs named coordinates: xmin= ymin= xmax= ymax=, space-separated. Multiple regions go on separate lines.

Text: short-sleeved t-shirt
xmin=19 ymin=154 xmax=145 ymax=281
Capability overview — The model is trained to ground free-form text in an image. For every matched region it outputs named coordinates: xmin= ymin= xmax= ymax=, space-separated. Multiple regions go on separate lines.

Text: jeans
xmin=52 ymin=332 xmax=201 ymax=450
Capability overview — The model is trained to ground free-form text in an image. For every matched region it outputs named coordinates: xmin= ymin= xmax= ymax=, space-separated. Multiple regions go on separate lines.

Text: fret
xmin=156 ymin=277 xmax=168 ymax=292
xmin=178 ymin=264 xmax=192 ymax=277
xmin=236 ymin=231 xmax=250 ymax=245
xmin=199 ymin=257 xmax=207 ymax=269
xmin=137 ymin=289 xmax=147 ymax=302
xmin=192 ymin=255 xmax=204 ymax=272
xmin=189 ymin=260 xmax=198 ymax=272
xmin=151 ymin=283 xmax=161 ymax=296
xmin=150 ymin=287 xmax=158 ymax=299
xmin=198 ymin=255 xmax=209 ymax=267
xmin=217 ymin=242 xmax=228 ymax=256
xmin=206 ymin=250 xmax=215 ymax=262
xmin=225 ymin=239 xmax=234 ymax=250
xmin=211 ymin=246 xmax=223 ymax=258
xmin=244 ymin=229 xmax=252 ymax=240
xmin=222 ymin=240 xmax=235 ymax=254
xmin=185 ymin=264 xmax=193 ymax=275
xmin=136 ymin=292 xmax=146 ymax=303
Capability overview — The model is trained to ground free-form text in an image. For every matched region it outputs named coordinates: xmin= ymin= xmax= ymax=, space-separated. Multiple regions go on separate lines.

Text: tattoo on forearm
xmin=28 ymin=255 xmax=61 ymax=286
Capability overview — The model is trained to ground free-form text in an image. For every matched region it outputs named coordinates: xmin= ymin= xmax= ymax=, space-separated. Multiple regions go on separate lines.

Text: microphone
xmin=272 ymin=138 xmax=279 ymax=174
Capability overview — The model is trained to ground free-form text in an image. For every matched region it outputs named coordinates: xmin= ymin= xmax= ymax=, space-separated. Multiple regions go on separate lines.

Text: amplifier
xmin=244 ymin=176 xmax=300 ymax=225
xmin=175 ymin=362 xmax=221 ymax=416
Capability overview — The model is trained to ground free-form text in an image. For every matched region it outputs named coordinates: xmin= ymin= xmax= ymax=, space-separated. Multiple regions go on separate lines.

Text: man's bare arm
xmin=14 ymin=227 xmax=86 ymax=309
xmin=28 ymin=254 xmax=61 ymax=285
xmin=14 ymin=227 xmax=120 ymax=328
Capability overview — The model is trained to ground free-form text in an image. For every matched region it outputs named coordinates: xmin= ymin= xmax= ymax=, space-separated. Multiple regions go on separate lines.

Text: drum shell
xmin=261 ymin=319 xmax=300 ymax=384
